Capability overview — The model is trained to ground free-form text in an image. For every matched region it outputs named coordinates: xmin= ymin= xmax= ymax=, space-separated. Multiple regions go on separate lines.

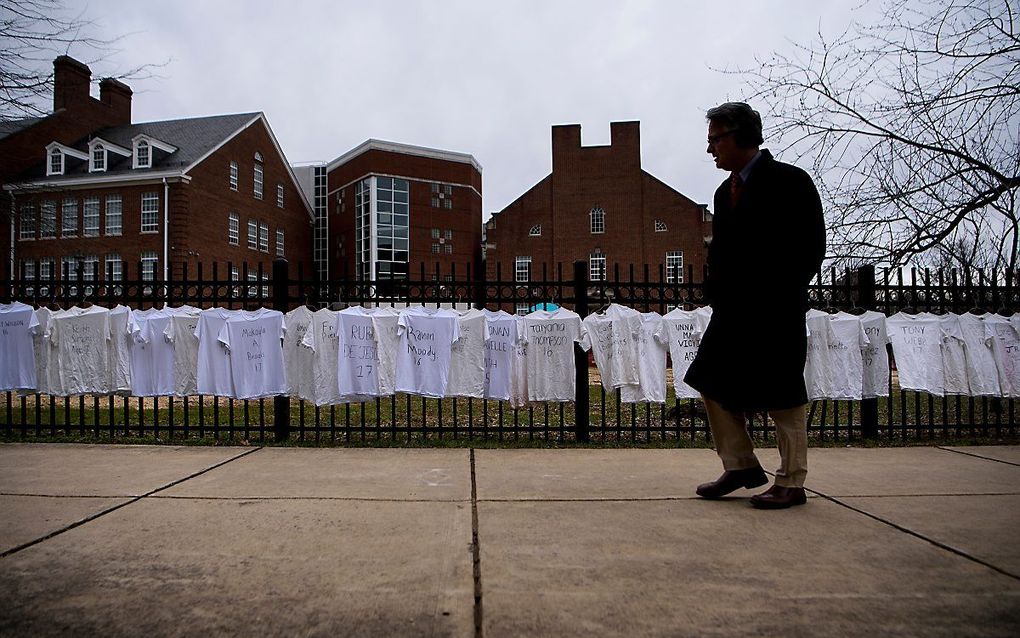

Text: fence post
xmin=858 ymin=264 xmax=879 ymax=440
xmin=272 ymin=258 xmax=291 ymax=442
xmin=573 ymin=260 xmax=590 ymax=442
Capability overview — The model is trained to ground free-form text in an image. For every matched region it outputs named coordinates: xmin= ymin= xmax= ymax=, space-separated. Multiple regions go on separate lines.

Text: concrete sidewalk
xmin=1 ymin=444 xmax=1018 ymax=637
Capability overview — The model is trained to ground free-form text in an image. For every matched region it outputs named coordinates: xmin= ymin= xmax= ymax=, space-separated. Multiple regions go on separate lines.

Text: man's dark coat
xmin=684 ymin=149 xmax=826 ymax=411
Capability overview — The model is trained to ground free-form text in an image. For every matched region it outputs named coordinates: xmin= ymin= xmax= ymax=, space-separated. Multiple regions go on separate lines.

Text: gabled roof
xmin=0 ymin=117 xmax=44 ymax=141
xmin=6 ymin=111 xmax=313 ymax=220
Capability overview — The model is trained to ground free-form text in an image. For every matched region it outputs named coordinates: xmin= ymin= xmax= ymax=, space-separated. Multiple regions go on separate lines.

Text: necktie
xmin=730 ymin=173 xmax=744 ymax=207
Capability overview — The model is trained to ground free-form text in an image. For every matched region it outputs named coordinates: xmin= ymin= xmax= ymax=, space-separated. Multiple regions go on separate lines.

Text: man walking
xmin=684 ymin=102 xmax=825 ymax=509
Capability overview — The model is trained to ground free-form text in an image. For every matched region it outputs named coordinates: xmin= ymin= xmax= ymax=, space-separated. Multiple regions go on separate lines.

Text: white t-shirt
xmin=481 ymin=309 xmax=519 ymax=402
xmin=860 ymin=311 xmax=891 ymax=398
xmin=195 ymin=308 xmax=238 ymax=397
xmin=662 ymin=307 xmax=713 ymax=399
xmin=620 ymin=312 xmax=669 ymax=404
xmin=939 ymin=314 xmax=971 ymax=395
xmin=447 ymin=309 xmax=487 ymax=398
xmin=299 ymin=308 xmax=342 ymax=406
xmin=947 ymin=313 xmax=1003 ymax=397
xmin=987 ymin=314 xmax=1020 ymax=398
xmin=284 ymin=306 xmax=314 ymax=397
xmin=522 ymin=308 xmax=585 ymax=402
xmin=887 ymin=312 xmax=946 ymax=396
xmin=510 ymin=316 xmax=529 ymax=408
xmin=107 ymin=305 xmax=133 ymax=394
xmin=804 ymin=310 xmax=870 ymax=401
xmin=396 ymin=306 xmax=461 ymax=398
xmin=336 ymin=306 xmax=384 ymax=399
xmin=130 ymin=308 xmax=179 ymax=397
xmin=48 ymin=305 xmax=111 ymax=396
xmin=218 ymin=308 xmax=288 ymax=399
xmin=0 ymin=302 xmax=39 ymax=391
xmin=580 ymin=304 xmax=642 ymax=392
xmin=32 ymin=307 xmax=54 ymax=395
xmin=370 ymin=307 xmax=401 ymax=396
xmin=165 ymin=307 xmax=202 ymax=397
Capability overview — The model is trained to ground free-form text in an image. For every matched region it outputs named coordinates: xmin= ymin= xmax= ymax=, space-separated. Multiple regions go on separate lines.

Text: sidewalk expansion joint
xmin=935 ymin=446 xmax=1020 ymax=467
xmin=470 ymin=448 xmax=484 ymax=638
xmin=792 ymin=477 xmax=1020 ymax=582
xmin=0 ymin=446 xmax=263 ymax=560
xmin=148 ymin=495 xmax=470 ymax=502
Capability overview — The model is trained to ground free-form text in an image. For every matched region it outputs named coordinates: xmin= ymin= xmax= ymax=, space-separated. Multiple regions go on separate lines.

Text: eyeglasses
xmin=707 ymin=130 xmax=735 ymax=146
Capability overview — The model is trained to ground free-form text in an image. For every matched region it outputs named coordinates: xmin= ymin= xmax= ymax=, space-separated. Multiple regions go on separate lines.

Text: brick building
xmin=485 ymin=121 xmax=712 ymax=306
xmin=311 ymin=140 xmax=483 ymax=284
xmin=2 ymin=56 xmax=313 ymax=295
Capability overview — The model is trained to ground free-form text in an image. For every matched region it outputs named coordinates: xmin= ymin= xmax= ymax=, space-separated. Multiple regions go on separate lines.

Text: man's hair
xmin=706 ymin=102 xmax=763 ymax=148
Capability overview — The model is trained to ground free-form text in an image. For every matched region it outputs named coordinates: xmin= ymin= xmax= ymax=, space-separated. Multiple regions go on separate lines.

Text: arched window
xmin=529 ymin=224 xmax=542 ymax=236
xmin=136 ymin=140 xmax=150 ymax=168
xmin=654 ymin=219 xmax=667 ymax=232
xmin=590 ymin=207 xmax=604 ymax=234
xmin=48 ymin=148 xmax=63 ymax=175
xmin=91 ymin=144 xmax=105 ymax=172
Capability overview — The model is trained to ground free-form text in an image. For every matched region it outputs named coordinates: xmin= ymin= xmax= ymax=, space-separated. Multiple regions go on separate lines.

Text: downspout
xmin=162 ymin=177 xmax=169 ymax=282
xmin=8 ymin=191 xmax=15 ymax=281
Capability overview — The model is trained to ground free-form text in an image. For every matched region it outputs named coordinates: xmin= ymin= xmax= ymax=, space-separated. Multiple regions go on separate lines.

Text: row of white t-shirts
xmin=886 ymin=312 xmax=1019 ymax=397
xmin=805 ymin=309 xmax=889 ymax=401
xmin=578 ymin=304 xmax=712 ymax=404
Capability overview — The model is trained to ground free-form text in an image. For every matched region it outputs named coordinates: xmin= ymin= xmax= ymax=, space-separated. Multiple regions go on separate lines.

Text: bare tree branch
xmin=729 ymin=0 xmax=1019 ymax=271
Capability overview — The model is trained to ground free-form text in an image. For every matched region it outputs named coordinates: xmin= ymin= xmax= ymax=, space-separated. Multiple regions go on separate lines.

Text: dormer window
xmin=135 ymin=140 xmax=150 ymax=168
xmin=91 ymin=144 xmax=106 ymax=172
xmin=48 ymin=149 xmax=63 ymax=176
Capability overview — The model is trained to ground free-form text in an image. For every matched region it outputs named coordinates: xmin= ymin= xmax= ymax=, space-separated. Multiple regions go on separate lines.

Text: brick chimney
xmin=99 ymin=77 xmax=132 ymax=125
xmin=610 ymin=121 xmax=641 ymax=169
xmin=551 ymin=124 xmax=581 ymax=172
xmin=53 ymin=55 xmax=92 ymax=112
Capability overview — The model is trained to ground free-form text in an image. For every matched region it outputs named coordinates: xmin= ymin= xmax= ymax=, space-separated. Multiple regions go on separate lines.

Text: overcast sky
xmin=63 ymin=0 xmax=877 ymax=218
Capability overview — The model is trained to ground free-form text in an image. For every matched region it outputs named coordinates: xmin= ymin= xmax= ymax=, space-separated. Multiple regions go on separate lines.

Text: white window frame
xmin=431 ymin=243 xmax=440 ymax=254
xmin=259 ymin=222 xmax=269 ymax=252
xmin=654 ymin=219 xmax=667 ymax=232
xmin=39 ymin=200 xmax=56 ymax=238
xmin=276 ymin=228 xmax=284 ymax=257
xmin=140 ymin=192 xmax=160 ymax=233
xmin=105 ymin=195 xmax=122 ymax=236
xmin=105 ymin=254 xmax=123 ymax=281
xmin=229 ymin=161 xmax=238 ymax=190
xmin=590 ymin=207 xmax=605 ymax=234
xmin=19 ymin=203 xmax=35 ymax=240
xmin=134 ymin=140 xmax=150 ymax=168
xmin=228 ymin=213 xmax=239 ymax=245
xmin=529 ymin=224 xmax=542 ymax=236
xmin=277 ymin=183 xmax=284 ymax=208
xmin=91 ymin=144 xmax=106 ymax=172
xmin=254 ymin=162 xmax=264 ymax=200
xmin=83 ymin=196 xmax=100 ymax=236
xmin=247 ymin=219 xmax=258 ymax=249
xmin=516 ymin=302 xmax=530 ymax=317
xmin=230 ymin=266 xmax=240 ymax=297
xmin=61 ymin=198 xmax=78 ymax=236
xmin=666 ymin=251 xmax=684 ymax=283
xmin=140 ymin=251 xmax=158 ymax=283
xmin=515 ymin=256 xmax=532 ymax=283
xmin=49 ymin=149 xmax=63 ymax=176
xmin=589 ymin=252 xmax=606 ymax=281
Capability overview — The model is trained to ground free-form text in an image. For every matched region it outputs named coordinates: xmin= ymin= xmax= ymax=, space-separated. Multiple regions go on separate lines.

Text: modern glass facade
xmin=355 ymin=176 xmax=409 ymax=280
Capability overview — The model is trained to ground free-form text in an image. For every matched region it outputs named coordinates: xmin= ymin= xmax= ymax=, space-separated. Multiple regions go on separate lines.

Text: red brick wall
xmin=9 ymin=118 xmax=313 ymax=288
xmin=486 ymin=122 xmax=710 ymax=284
xmin=171 ymin=117 xmax=313 ymax=279
xmin=327 ymin=147 xmax=482 ymax=280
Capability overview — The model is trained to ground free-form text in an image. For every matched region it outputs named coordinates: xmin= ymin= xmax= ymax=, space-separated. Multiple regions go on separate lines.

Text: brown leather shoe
xmin=750 ymin=485 xmax=807 ymax=509
xmin=695 ymin=466 xmax=768 ymax=499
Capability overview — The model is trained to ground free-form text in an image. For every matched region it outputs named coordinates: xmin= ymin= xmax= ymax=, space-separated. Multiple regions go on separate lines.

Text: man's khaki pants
xmin=702 ymin=396 xmax=808 ymax=488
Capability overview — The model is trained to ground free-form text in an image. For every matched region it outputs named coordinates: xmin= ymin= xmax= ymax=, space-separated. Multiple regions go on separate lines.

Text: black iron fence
xmin=1 ymin=260 xmax=1017 ymax=444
